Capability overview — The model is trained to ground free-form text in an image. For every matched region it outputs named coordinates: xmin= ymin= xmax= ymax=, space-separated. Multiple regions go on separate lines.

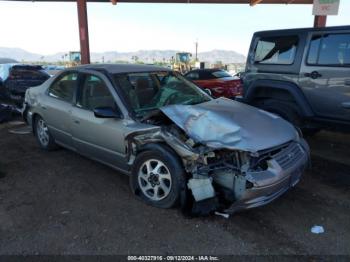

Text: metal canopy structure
xmin=6 ymin=0 xmax=314 ymax=3
xmin=4 ymin=0 xmax=325 ymax=64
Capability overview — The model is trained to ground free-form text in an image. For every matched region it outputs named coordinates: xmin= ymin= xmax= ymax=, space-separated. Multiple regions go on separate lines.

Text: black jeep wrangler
xmin=242 ymin=26 xmax=350 ymax=134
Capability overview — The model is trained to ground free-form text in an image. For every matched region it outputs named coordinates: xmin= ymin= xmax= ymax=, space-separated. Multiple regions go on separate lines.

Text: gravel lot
xmin=0 ymin=122 xmax=349 ymax=255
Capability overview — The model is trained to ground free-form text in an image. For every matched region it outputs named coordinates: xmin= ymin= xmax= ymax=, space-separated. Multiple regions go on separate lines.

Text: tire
xmin=34 ymin=115 xmax=58 ymax=151
xmin=130 ymin=144 xmax=186 ymax=209
xmin=254 ymin=99 xmax=320 ymax=136
xmin=255 ymin=99 xmax=301 ymax=126
xmin=302 ymin=128 xmax=320 ymax=137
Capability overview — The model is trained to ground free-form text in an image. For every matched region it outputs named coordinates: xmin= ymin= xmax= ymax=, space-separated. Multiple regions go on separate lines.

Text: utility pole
xmin=314 ymin=15 xmax=327 ymax=28
xmin=77 ymin=0 xmax=90 ymax=64
xmin=195 ymin=40 xmax=198 ymax=62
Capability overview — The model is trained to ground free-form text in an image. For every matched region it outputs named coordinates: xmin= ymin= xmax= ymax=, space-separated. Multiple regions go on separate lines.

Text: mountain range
xmin=0 ymin=47 xmax=246 ymax=64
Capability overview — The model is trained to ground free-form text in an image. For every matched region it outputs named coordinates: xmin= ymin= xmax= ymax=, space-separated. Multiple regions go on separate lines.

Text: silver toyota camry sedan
xmin=23 ymin=64 xmax=310 ymax=215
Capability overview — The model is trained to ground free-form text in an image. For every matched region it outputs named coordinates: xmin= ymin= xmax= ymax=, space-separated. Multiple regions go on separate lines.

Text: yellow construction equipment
xmin=171 ymin=52 xmax=192 ymax=74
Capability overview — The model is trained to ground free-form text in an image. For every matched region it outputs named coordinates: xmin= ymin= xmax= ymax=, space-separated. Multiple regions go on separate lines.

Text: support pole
xmin=314 ymin=15 xmax=327 ymax=28
xmin=250 ymin=0 xmax=263 ymax=6
xmin=77 ymin=0 xmax=90 ymax=64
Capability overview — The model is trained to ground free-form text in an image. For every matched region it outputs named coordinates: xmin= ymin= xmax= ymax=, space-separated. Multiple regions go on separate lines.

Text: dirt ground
xmin=0 ymin=122 xmax=349 ymax=256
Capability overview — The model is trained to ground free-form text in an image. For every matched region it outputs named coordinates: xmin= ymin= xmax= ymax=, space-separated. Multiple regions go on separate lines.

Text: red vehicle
xmin=184 ymin=69 xmax=243 ymax=98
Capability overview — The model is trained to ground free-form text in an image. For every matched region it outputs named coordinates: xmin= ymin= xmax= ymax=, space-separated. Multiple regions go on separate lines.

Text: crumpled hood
xmin=160 ymin=97 xmax=298 ymax=153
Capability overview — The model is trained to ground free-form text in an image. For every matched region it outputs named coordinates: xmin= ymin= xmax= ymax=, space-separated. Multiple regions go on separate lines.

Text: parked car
xmin=0 ymin=64 xmax=50 ymax=107
xmin=23 ymin=64 xmax=309 ymax=215
xmin=242 ymin=26 xmax=350 ymax=134
xmin=184 ymin=69 xmax=243 ymax=98
xmin=43 ymin=65 xmax=65 ymax=77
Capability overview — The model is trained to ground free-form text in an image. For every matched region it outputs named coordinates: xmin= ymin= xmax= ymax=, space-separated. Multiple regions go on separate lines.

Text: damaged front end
xmin=126 ymin=98 xmax=310 ymax=215
xmin=180 ymin=139 xmax=308 ymax=215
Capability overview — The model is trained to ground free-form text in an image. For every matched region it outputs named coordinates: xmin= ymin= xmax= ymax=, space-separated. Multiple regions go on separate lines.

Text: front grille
xmin=273 ymin=142 xmax=305 ymax=170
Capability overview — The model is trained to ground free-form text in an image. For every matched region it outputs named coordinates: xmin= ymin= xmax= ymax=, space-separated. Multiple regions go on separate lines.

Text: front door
xmin=71 ymin=72 xmax=128 ymax=170
xmin=299 ymin=32 xmax=350 ymax=121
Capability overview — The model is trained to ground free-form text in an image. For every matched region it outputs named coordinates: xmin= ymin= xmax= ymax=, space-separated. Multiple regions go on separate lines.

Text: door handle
xmin=41 ymin=106 xmax=47 ymax=110
xmin=74 ymin=120 xmax=80 ymax=124
xmin=304 ymin=71 xmax=322 ymax=79
xmin=345 ymin=80 xmax=350 ymax=86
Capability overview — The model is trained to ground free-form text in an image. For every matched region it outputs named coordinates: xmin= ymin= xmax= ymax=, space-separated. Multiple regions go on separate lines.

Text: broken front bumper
xmin=224 ymin=140 xmax=309 ymax=214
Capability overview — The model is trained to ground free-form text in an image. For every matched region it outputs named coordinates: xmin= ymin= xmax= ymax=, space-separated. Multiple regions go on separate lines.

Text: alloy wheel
xmin=137 ymin=159 xmax=172 ymax=201
xmin=37 ymin=119 xmax=49 ymax=147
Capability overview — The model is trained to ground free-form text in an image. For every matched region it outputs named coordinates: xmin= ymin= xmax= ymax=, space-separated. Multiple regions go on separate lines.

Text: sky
xmin=0 ymin=1 xmax=349 ymax=56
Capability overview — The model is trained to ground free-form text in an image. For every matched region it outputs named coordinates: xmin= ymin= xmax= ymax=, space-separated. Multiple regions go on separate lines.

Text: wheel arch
xmin=245 ymin=80 xmax=314 ymax=117
xmin=136 ymin=142 xmax=184 ymax=168
xmin=31 ymin=112 xmax=43 ymax=135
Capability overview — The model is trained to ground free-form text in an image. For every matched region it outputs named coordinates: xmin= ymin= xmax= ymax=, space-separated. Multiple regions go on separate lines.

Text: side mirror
xmin=93 ymin=107 xmax=123 ymax=119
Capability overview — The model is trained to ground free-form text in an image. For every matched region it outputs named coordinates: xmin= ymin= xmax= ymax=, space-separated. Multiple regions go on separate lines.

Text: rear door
xmin=42 ymin=71 xmax=78 ymax=149
xmin=299 ymin=31 xmax=350 ymax=121
xmin=71 ymin=72 xmax=128 ymax=170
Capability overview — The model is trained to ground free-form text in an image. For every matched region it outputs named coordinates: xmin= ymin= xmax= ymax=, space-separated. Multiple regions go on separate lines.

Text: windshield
xmin=211 ymin=70 xmax=232 ymax=78
xmin=114 ymin=71 xmax=211 ymax=117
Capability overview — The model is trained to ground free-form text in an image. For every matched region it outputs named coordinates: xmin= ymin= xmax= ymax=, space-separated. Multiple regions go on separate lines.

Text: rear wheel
xmin=34 ymin=116 xmax=58 ymax=150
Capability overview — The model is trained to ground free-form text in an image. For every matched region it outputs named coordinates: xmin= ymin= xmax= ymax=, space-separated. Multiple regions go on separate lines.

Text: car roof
xmin=254 ymin=25 xmax=350 ymax=36
xmin=0 ymin=63 xmax=43 ymax=70
xmin=12 ymin=64 xmax=44 ymax=70
xmin=73 ymin=63 xmax=171 ymax=74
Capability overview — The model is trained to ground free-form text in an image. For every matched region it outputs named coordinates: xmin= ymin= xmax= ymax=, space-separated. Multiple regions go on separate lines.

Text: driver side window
xmin=77 ymin=74 xmax=116 ymax=111
xmin=116 ymin=73 xmax=159 ymax=109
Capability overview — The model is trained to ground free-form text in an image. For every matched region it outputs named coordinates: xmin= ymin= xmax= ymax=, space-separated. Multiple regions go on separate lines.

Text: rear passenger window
xmin=307 ymin=34 xmax=350 ymax=66
xmin=254 ymin=35 xmax=298 ymax=65
xmin=48 ymin=73 xmax=77 ymax=102
xmin=77 ymin=75 xmax=115 ymax=111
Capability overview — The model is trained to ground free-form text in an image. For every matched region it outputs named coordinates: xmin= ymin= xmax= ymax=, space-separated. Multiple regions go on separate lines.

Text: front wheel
xmin=130 ymin=144 xmax=186 ymax=209
xmin=34 ymin=116 xmax=57 ymax=150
